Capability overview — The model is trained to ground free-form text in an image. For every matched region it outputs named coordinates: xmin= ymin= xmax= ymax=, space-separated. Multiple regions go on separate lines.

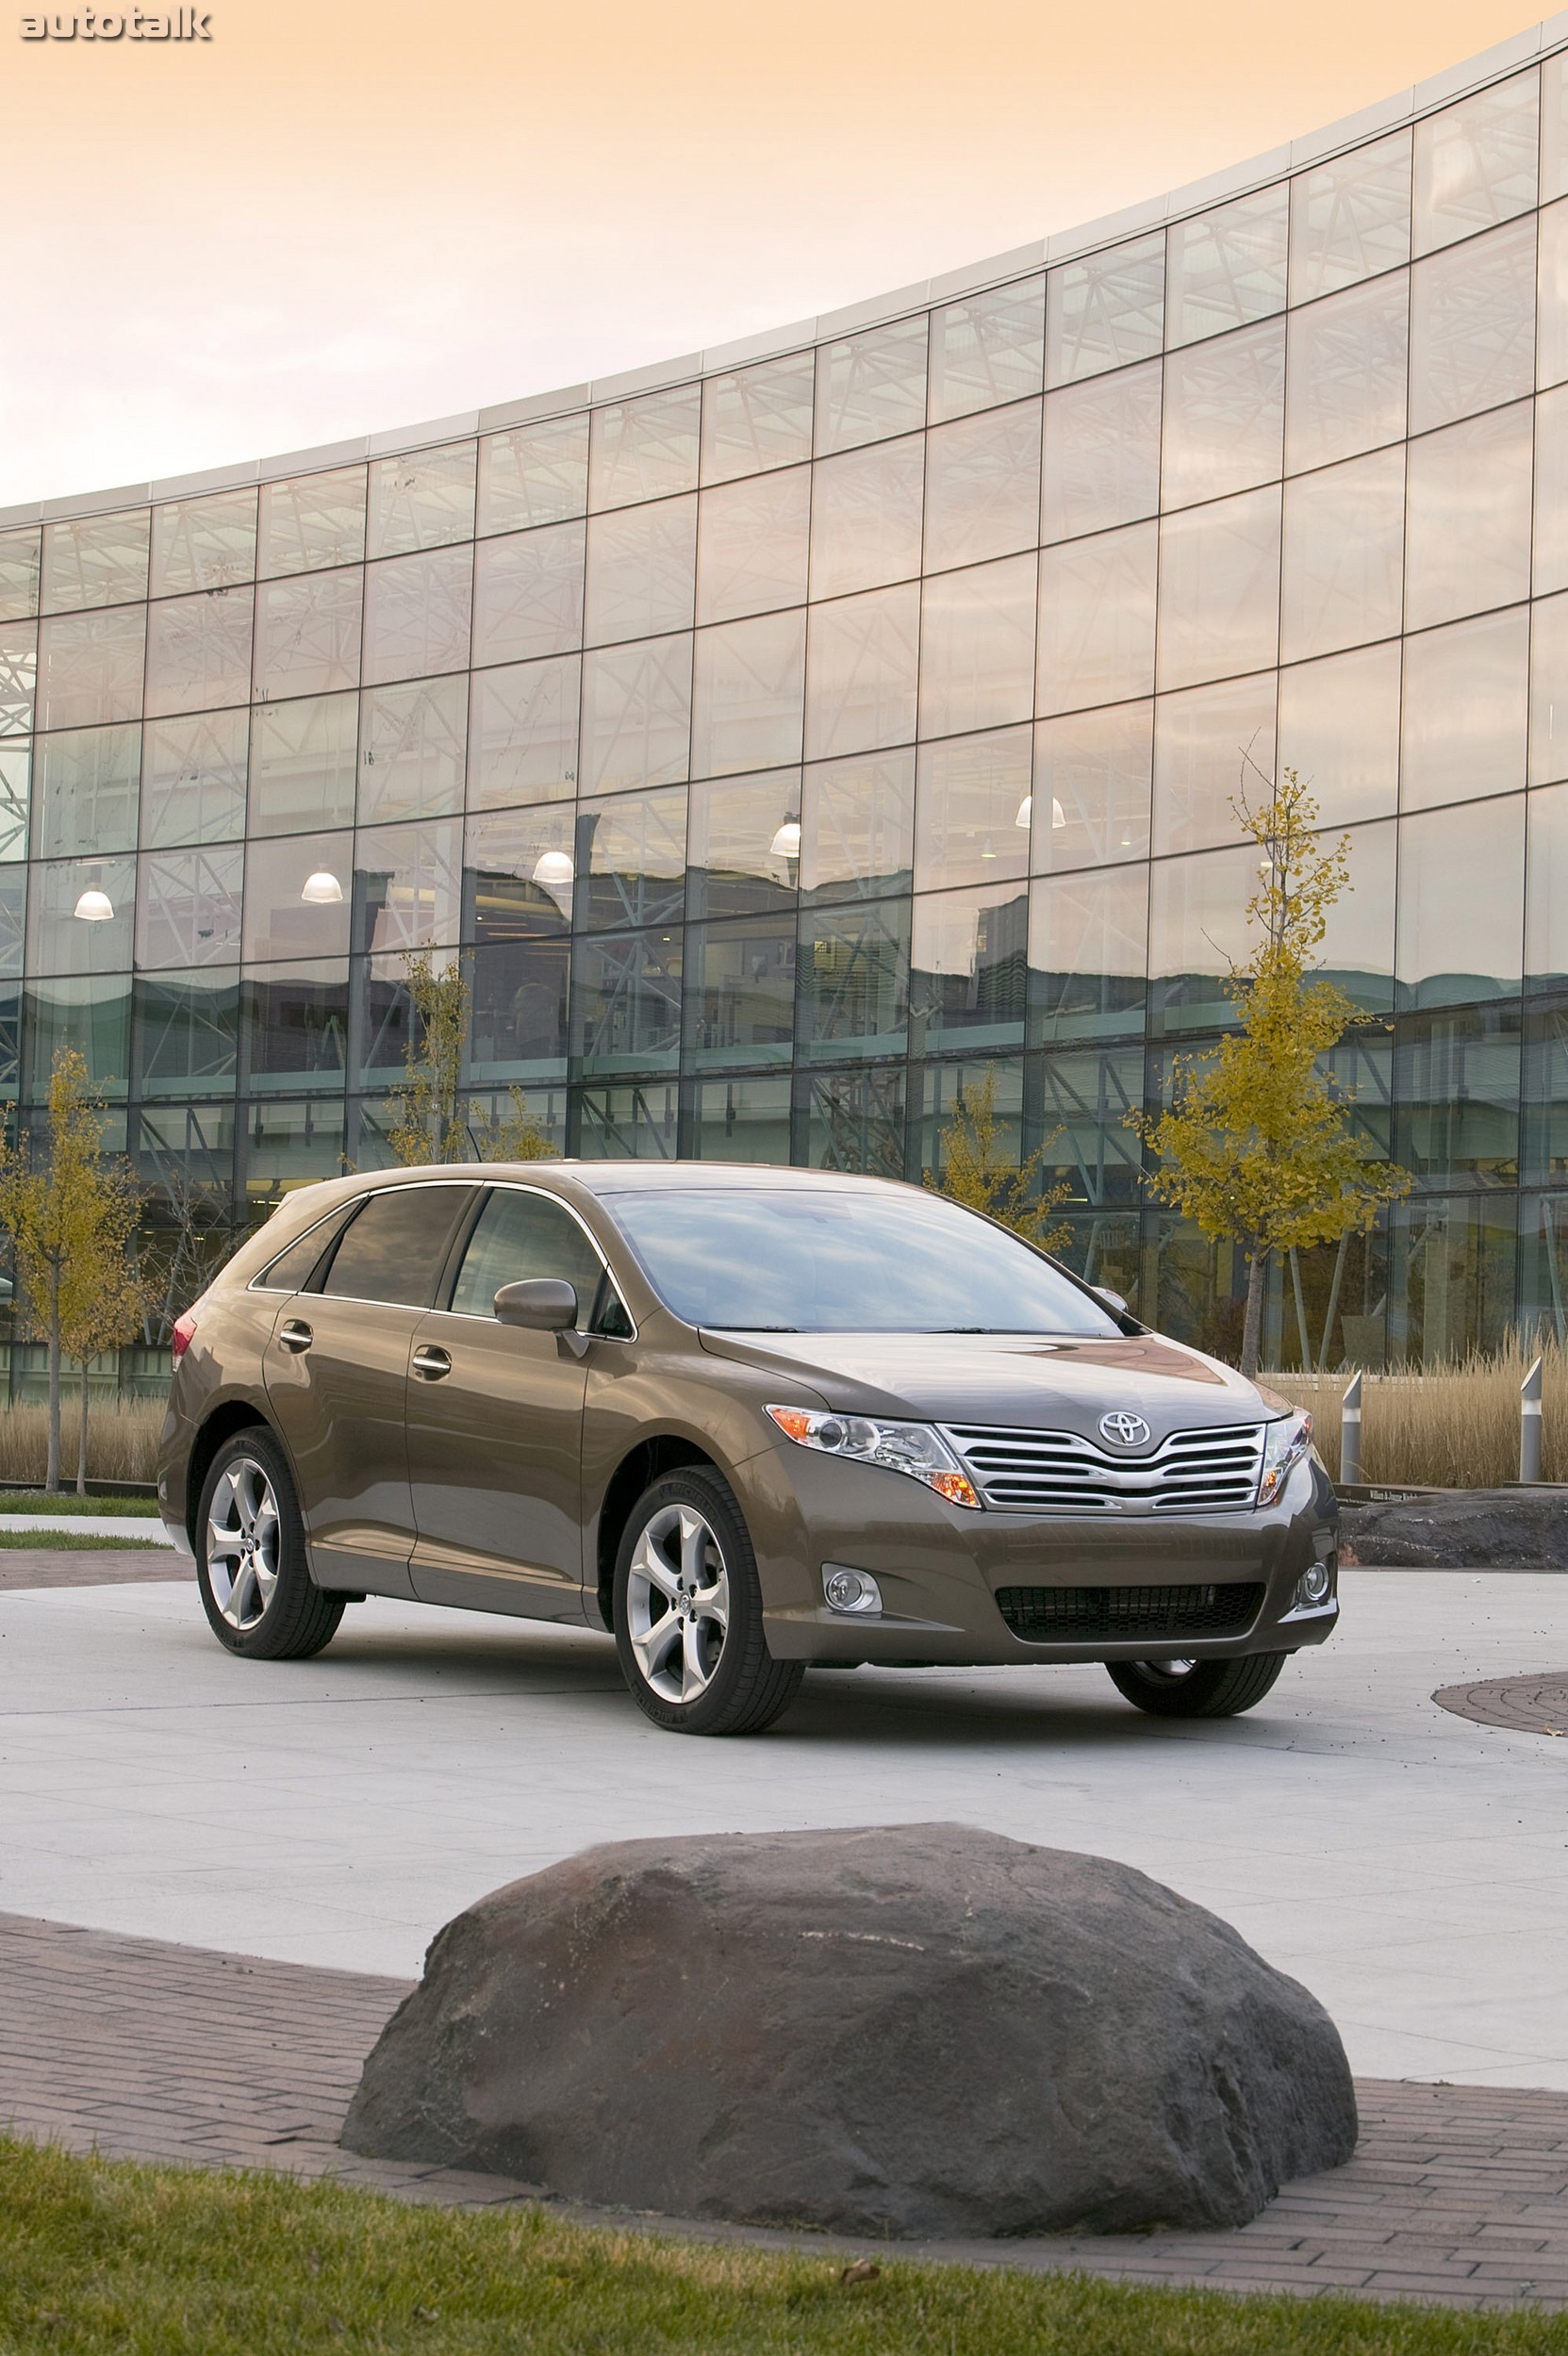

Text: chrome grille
xmin=944 ymin=1421 xmax=1265 ymax=1515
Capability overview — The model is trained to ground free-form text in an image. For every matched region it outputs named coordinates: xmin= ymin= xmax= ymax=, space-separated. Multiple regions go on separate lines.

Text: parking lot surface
xmin=2 ymin=1567 xmax=1565 ymax=2085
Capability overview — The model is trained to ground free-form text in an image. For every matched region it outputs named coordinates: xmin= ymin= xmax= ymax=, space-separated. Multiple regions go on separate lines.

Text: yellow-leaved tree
xmin=386 ymin=951 xmax=555 ymax=1166
xmin=0 ymin=1048 xmax=146 ymax=1492
xmin=926 ymin=1068 xmax=1073 ymax=1252
xmin=1131 ymin=766 xmax=1408 ymax=1379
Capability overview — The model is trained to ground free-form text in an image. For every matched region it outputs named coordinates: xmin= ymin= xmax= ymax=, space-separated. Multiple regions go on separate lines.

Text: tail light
xmin=171 ymin=1312 xmax=198 ymax=1360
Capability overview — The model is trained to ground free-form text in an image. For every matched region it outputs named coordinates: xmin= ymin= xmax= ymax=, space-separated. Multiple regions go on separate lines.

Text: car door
xmin=264 ymin=1179 xmax=479 ymax=1596
xmin=406 ymin=1185 xmax=629 ymax=1619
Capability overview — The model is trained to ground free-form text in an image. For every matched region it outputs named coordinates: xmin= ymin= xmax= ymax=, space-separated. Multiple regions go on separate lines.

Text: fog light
xmin=1296 ymin=1561 xmax=1332 ymax=1608
xmin=823 ymin=1565 xmax=883 ymax=1616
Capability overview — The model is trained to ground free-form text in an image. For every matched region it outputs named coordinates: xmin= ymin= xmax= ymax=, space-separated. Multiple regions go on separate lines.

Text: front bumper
xmin=740 ymin=1442 xmax=1338 ymax=1667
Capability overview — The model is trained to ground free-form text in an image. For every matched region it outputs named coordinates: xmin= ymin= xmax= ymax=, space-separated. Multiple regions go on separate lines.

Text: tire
xmin=612 ymin=1467 xmax=804 ymax=1737
xmin=195 ymin=1427 xmax=344 ymax=1662
xmin=1106 ymin=1651 xmax=1288 ymax=1719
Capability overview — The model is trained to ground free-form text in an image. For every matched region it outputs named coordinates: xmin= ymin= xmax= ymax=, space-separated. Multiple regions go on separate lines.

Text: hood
xmin=699 ymin=1328 xmax=1278 ymax=1445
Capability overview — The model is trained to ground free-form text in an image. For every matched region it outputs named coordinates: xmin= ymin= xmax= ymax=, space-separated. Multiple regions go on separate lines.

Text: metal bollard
xmin=1340 ymin=1368 xmax=1362 ymax=1490
xmin=1521 ymin=1354 xmax=1544 ymax=1485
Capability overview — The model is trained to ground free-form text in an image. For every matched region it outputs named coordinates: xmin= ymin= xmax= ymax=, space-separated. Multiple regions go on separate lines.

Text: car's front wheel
xmin=1107 ymin=1652 xmax=1287 ymax=1718
xmin=613 ymin=1467 xmax=803 ymax=1736
xmin=196 ymin=1428 xmax=344 ymax=1661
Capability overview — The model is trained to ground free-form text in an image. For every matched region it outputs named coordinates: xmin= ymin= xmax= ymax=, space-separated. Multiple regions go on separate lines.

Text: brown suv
xmin=157 ymin=1162 xmax=1338 ymax=1737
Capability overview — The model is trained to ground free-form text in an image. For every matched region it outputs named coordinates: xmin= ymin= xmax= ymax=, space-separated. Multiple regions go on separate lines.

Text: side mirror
xmin=1094 ymin=1285 xmax=1129 ymax=1315
xmin=495 ymin=1278 xmax=577 ymax=1332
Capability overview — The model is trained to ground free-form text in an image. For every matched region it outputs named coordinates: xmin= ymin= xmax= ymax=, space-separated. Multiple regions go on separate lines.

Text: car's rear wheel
xmin=196 ymin=1428 xmax=344 ymax=1661
xmin=613 ymin=1467 xmax=803 ymax=1736
xmin=1106 ymin=1652 xmax=1288 ymax=1718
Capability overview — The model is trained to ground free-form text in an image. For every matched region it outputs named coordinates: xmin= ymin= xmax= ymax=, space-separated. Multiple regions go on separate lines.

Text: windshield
xmin=602 ymin=1186 xmax=1120 ymax=1336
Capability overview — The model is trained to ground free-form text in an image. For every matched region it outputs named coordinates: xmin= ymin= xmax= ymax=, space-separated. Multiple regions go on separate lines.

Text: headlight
xmin=767 ymin=1404 xmax=982 ymax=1508
xmin=1258 ymin=1412 xmax=1312 ymax=1508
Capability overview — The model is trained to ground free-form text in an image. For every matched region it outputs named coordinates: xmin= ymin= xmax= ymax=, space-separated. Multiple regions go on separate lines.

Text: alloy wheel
xmin=626 ymin=1503 xmax=731 ymax=1705
xmin=206 ymin=1456 xmax=282 ymax=1631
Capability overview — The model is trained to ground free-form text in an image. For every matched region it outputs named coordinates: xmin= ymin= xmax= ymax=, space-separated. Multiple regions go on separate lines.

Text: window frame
xmin=438 ymin=1180 xmax=636 ymax=1341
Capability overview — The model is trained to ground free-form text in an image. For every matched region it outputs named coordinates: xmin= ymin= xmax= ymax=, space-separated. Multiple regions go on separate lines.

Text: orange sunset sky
xmin=0 ymin=0 xmax=1554 ymax=506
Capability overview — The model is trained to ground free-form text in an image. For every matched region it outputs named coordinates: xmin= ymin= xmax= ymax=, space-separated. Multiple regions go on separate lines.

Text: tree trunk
xmin=76 ymin=1360 xmax=90 ymax=1495
xmin=45 ymin=1264 xmax=61 ymax=1494
xmin=1240 ymin=1250 xmax=1268 ymax=1381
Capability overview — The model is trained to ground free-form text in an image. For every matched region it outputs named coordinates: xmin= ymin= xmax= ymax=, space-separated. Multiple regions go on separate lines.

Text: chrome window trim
xmin=438 ymin=1180 xmax=639 ymax=1343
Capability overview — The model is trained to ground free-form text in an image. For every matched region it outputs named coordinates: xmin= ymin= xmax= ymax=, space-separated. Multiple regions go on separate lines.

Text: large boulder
xmin=342 ymin=1824 xmax=1356 ymax=2237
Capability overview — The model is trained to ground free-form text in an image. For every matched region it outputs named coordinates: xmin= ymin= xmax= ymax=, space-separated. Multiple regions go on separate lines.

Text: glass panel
xmin=1031 ymin=700 xmax=1151 ymax=872
xmin=1284 ymin=272 xmax=1409 ymax=472
xmin=0 ymin=866 xmax=25 ymax=976
xmin=1546 ymin=52 xmax=1568 ymax=205
xmin=1541 ymin=196 xmax=1568 ymax=391
xmin=918 ymin=552 xmax=1036 ymax=737
xmin=1388 ymin=1194 xmax=1518 ymax=1360
xmin=696 ymin=467 xmax=811 ymax=623
xmin=257 ymin=465 xmax=366 ymax=577
xmin=914 ymin=726 xmax=1032 ymax=891
xmin=1322 ymin=817 xmax=1397 ymax=1013
xmin=32 ymin=724 xmax=140 ymax=857
xmin=685 ymin=913 xmax=797 ymax=1067
xmin=249 ymin=694 xmax=357 ymax=836
xmin=585 ymin=498 xmax=694 ymax=647
xmin=1033 ymin=1052 xmax=1146 ymax=1212
xmin=1152 ymin=672 xmax=1277 ymax=855
xmin=358 ymin=675 xmax=466 ymax=823
xmin=1289 ymin=128 xmax=1412 ymax=302
xmin=1409 ymin=215 xmax=1535 ymax=435
xmin=26 ymin=977 xmax=129 ymax=1095
xmin=1161 ymin=320 xmax=1283 ymax=507
xmin=690 ymin=609 xmax=805 ymax=779
xmin=151 ymin=489 xmax=256 ymax=597
xmin=1166 ymin=187 xmax=1290 ymax=347
xmin=135 ymin=845 xmax=244 ymax=969
xmin=37 ymin=607 xmax=145 ymax=731
xmin=41 ymin=510 xmax=149 ymax=613
xmin=465 ymin=800 xmax=575 ymax=942
xmin=361 ymin=545 xmax=472 ymax=685
xmin=804 ymin=585 xmax=919 ymax=760
xmin=929 ymin=278 xmax=1045 ymax=421
xmin=700 ymin=354 xmax=816 ymax=484
xmin=798 ymin=898 xmax=909 ymax=1060
xmin=1156 ymin=486 xmax=1281 ymax=690
xmin=580 ymin=634 xmax=692 ymax=794
xmin=1147 ymin=839 xmax=1256 ymax=1032
xmin=1531 ymin=588 xmax=1568 ymax=784
xmin=144 ymin=585 xmax=253 ymax=718
xmin=472 ymin=519 xmax=586 ymax=665
xmin=923 ymin=399 xmax=1041 ymax=569
xmin=1029 ymin=866 xmax=1147 ymax=1045
xmin=802 ymin=1064 xmax=907 ymax=1177
xmin=687 ymin=769 xmax=802 ymax=916
xmin=1527 ymin=778 xmax=1568 ymax=979
xmin=477 ymin=415 xmax=588 ymax=535
xmin=1036 ymin=520 xmax=1158 ymax=716
xmin=575 ymin=1079 xmax=681 ymax=1158
xmin=815 ymin=318 xmax=927 ymax=453
xmin=1396 ymin=1003 xmax=1521 ymax=1190
xmin=570 ymin=928 xmax=684 ymax=1071
xmin=468 ymin=656 xmax=579 ymax=807
xmin=575 ymin=787 xmax=685 ymax=932
xmin=1046 ymin=233 xmax=1164 ymax=385
xmin=910 ymin=882 xmax=1028 ymax=1048
xmin=242 ymin=835 xmax=354 ymax=962
xmin=1401 ymin=606 xmax=1528 ymax=810
xmin=366 ymin=442 xmax=476 ymax=556
xmin=140 ymin=708 xmax=248 ymax=849
xmin=1397 ymin=796 xmax=1525 ymax=1006
xmin=589 ymin=387 xmax=701 ymax=509
xmin=808 ymin=437 xmax=924 ymax=599
xmin=0 ymin=527 xmax=41 ymax=623
xmin=244 ymin=964 xmax=350 ymax=1092
xmin=1280 ymin=444 xmax=1405 ymax=661
xmin=1041 ymin=358 xmax=1161 ymax=542
xmin=27 ymin=855 xmax=135 ymax=975
xmin=693 ymin=1074 xmax=792 ymax=1162
xmin=1413 ymin=69 xmax=1539 ymax=257
xmin=253 ymin=566 xmax=362 ymax=700
xmin=136 ymin=973 xmax=239 ymax=1097
xmin=0 ymin=623 xmax=36 ymax=736
xmin=0 ymin=742 xmax=28 ymax=862
xmin=799 ymin=750 xmax=914 ymax=903
xmin=1405 ymin=399 xmax=1533 ymax=630
xmin=355 ymin=820 xmax=463 ymax=958
xmin=1539 ymin=383 xmax=1568 ymax=603
xmin=1277 ymin=641 xmax=1400 ymax=825
xmin=470 ymin=920 xmax=569 ymax=1078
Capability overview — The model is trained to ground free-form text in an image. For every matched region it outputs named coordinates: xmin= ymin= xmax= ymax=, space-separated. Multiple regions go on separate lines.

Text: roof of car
xmin=351 ymin=1161 xmax=912 ymax=1196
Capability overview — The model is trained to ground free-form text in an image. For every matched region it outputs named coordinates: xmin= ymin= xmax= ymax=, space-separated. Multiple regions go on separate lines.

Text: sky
xmin=0 ymin=0 xmax=1551 ymax=508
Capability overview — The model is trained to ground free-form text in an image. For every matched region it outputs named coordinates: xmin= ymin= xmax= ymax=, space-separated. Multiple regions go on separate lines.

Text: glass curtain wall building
xmin=5 ymin=21 xmax=1568 ymax=1370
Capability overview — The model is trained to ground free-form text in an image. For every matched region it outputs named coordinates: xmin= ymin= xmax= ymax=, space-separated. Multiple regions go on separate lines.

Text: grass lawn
xmin=0 ymin=1529 xmax=170 ymax=1551
xmin=0 ymin=2138 xmax=1561 ymax=2356
xmin=0 ymin=1491 xmax=160 ymax=1516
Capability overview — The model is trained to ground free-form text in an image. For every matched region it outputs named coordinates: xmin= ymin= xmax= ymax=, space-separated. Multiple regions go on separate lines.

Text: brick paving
xmin=1434 ymin=1672 xmax=1568 ymax=1737
xmin=3 ymin=1913 xmax=1568 ymax=2311
xmin=0 ymin=1547 xmax=186 ymax=1590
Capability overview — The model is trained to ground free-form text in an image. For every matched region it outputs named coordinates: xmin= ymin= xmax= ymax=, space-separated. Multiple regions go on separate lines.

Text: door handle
xmin=411 ymin=1344 xmax=453 ymax=1382
xmin=278 ymin=1319 xmax=313 ymax=1354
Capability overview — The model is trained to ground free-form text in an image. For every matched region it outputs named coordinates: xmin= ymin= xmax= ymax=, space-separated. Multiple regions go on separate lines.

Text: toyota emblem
xmin=1098 ymin=1409 xmax=1150 ymax=1449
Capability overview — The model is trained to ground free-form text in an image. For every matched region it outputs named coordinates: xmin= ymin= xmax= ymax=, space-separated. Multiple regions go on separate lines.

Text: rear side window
xmin=321 ymin=1184 xmax=476 ymax=1308
xmin=256 ymin=1200 xmax=361 ymax=1294
xmin=451 ymin=1188 xmax=614 ymax=1329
